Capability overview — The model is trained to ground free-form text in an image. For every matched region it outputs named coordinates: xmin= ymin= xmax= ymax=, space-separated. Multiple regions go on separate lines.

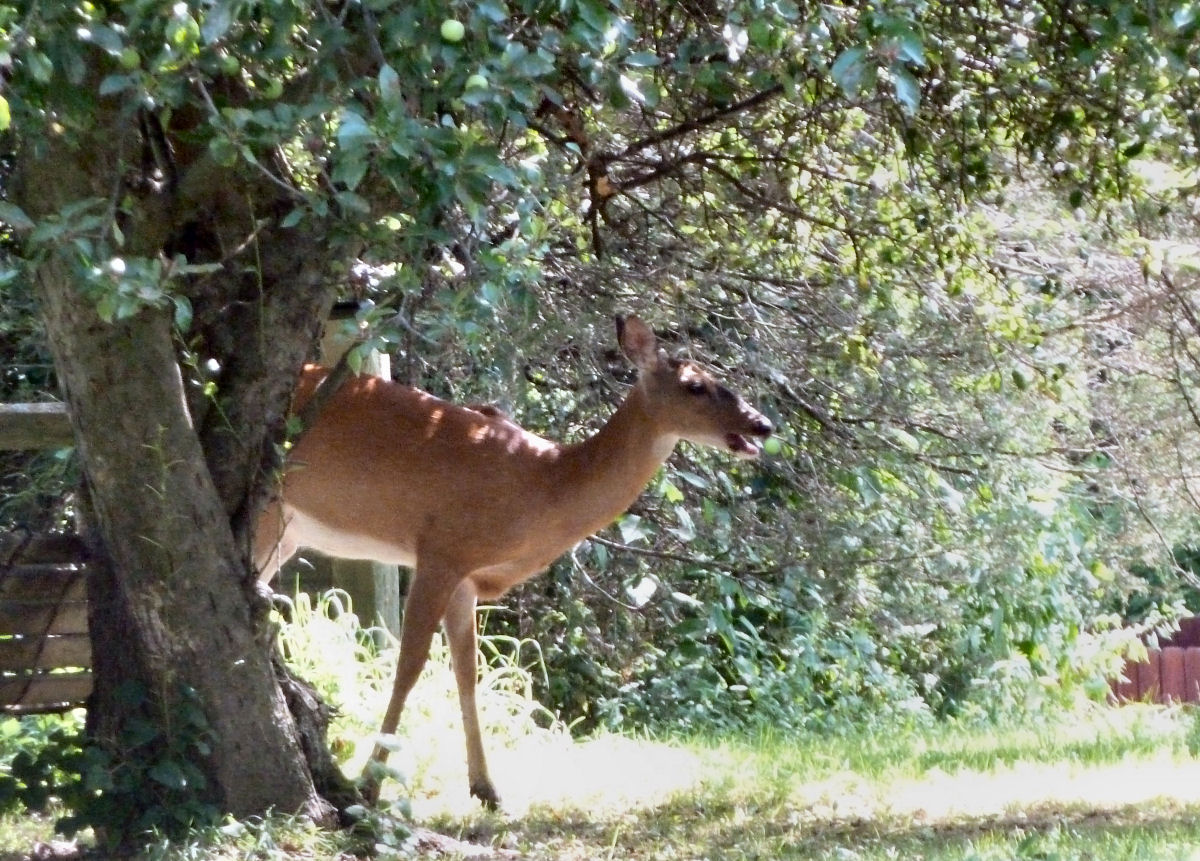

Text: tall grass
xmin=272 ymin=589 xmax=566 ymax=801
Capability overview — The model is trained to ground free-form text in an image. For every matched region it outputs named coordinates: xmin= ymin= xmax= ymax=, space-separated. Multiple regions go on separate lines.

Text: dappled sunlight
xmin=276 ymin=597 xmax=1200 ymax=859
xmin=884 ymin=757 xmax=1200 ymax=825
xmin=775 ymin=755 xmax=1200 ymax=830
xmin=409 ymin=734 xmax=705 ymax=819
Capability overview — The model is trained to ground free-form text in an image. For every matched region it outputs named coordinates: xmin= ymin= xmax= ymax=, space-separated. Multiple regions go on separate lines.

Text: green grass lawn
xmin=5 ymin=704 xmax=1200 ymax=859
xmin=401 ymin=705 xmax=1200 ymax=860
xmin=6 ymin=597 xmax=1200 ymax=859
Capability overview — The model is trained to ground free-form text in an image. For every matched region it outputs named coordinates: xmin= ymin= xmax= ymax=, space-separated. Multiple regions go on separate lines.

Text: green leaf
xmin=677 ymin=470 xmax=710 ymax=489
xmin=208 ymin=136 xmax=239 ymax=167
xmin=78 ymin=24 xmax=125 ymax=55
xmin=618 ymin=514 xmax=649 ymax=544
xmin=332 ymin=156 xmax=369 ymax=191
xmin=173 ymin=296 xmax=193 ymax=332
xmin=624 ymin=51 xmax=661 ymax=68
xmin=474 ymin=0 xmax=507 ymax=22
xmin=26 ymin=52 xmax=53 ymax=84
xmin=897 ymin=33 xmax=926 ymax=67
xmin=95 ymin=293 xmax=119 ymax=323
xmin=201 ymin=0 xmax=239 ymax=44
xmin=0 ymin=201 xmax=34 ymax=231
xmin=99 ymin=74 xmax=135 ymax=96
xmin=892 ymin=67 xmax=920 ymax=115
xmin=120 ymin=717 xmax=159 ymax=749
xmin=831 ymin=47 xmax=868 ymax=96
xmin=511 ymin=47 xmax=556 ymax=77
xmin=0 ymin=95 xmax=10 ymax=131
xmin=148 ymin=760 xmax=190 ymax=791
xmin=748 ymin=18 xmax=774 ymax=49
xmin=671 ymin=505 xmax=696 ymax=542
xmin=346 ymin=346 xmax=364 ymax=375
xmin=378 ymin=63 xmax=401 ymax=104
xmin=335 ymin=110 xmax=373 ymax=147
xmin=575 ymin=0 xmax=613 ymax=33
xmin=335 ymin=189 xmax=371 ymax=214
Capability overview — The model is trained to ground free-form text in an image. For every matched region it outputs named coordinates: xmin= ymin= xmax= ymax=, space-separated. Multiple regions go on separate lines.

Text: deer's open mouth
xmin=726 ymin=433 xmax=762 ymax=459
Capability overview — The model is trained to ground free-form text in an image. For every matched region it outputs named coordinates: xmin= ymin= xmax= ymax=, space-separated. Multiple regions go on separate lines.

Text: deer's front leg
xmin=362 ymin=561 xmax=458 ymax=805
xmin=443 ymin=578 xmax=499 ymax=809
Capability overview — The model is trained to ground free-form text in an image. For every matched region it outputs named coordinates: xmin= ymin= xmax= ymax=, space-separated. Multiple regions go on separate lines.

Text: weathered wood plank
xmin=1162 ymin=646 xmax=1186 ymax=703
xmin=0 ymin=635 xmax=91 ymax=671
xmin=0 ymin=403 xmax=73 ymax=450
xmin=0 ymin=671 xmax=92 ymax=710
xmin=1137 ymin=648 xmax=1161 ymax=699
xmin=1112 ymin=662 xmax=1137 ymax=702
xmin=0 ymin=601 xmax=88 ymax=635
xmin=0 ymin=567 xmax=87 ymax=601
xmin=0 ymin=532 xmax=89 ymax=565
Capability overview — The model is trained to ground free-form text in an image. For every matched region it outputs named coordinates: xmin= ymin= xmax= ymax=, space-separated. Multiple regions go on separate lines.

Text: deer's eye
xmin=685 ymin=379 xmax=707 ymax=395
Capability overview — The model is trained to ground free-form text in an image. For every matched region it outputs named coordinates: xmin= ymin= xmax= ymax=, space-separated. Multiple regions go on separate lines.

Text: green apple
xmin=465 ymin=73 xmax=488 ymax=91
xmin=118 ymin=47 xmax=140 ymax=70
xmin=440 ymin=19 xmax=465 ymax=42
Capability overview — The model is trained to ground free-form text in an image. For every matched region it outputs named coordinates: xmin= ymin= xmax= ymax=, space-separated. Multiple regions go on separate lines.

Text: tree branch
xmin=608 ymin=84 xmax=786 ymax=163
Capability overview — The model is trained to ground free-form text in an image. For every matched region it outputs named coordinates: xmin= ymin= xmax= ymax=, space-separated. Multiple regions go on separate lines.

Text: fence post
xmin=315 ymin=303 xmax=402 ymax=639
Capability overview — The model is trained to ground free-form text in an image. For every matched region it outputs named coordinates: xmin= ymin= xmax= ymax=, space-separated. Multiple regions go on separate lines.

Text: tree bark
xmin=37 ymin=265 xmax=333 ymax=823
xmin=12 ymin=91 xmax=351 ymax=835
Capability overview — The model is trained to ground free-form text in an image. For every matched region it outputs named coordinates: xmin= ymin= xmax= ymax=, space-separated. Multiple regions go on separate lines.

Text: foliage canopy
xmin=0 ymin=0 xmax=1200 ymax=833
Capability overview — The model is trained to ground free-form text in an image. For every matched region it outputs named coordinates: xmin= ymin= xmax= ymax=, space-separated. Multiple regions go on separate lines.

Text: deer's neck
xmin=552 ymin=387 xmax=677 ymax=539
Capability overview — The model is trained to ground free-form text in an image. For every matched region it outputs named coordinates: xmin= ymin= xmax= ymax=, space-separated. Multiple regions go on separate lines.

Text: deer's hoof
xmin=470 ymin=779 xmax=501 ymax=811
xmin=359 ymin=776 xmax=382 ymax=807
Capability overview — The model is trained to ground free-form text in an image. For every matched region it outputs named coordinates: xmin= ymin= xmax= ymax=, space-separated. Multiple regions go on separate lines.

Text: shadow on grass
xmin=430 ymin=790 xmax=1200 ymax=860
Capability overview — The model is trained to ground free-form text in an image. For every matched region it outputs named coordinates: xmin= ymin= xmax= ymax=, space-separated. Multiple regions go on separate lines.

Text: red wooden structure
xmin=1112 ymin=617 xmax=1200 ymax=704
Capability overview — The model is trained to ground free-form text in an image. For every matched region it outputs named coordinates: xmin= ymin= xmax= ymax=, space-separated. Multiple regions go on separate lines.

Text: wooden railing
xmin=0 ymin=402 xmax=71 ymax=450
xmin=0 ymin=316 xmax=395 ymax=716
xmin=0 ymin=531 xmax=92 ymax=713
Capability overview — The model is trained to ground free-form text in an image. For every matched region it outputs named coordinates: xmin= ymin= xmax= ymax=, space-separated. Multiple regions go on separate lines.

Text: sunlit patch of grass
xmin=275 ymin=589 xmax=574 ymax=810
xmin=274 ymin=599 xmax=1200 ymax=859
xmin=456 ymin=707 xmax=1200 ymax=860
xmin=0 ymin=810 xmax=63 ymax=860
xmin=683 ymin=702 xmax=1196 ymax=790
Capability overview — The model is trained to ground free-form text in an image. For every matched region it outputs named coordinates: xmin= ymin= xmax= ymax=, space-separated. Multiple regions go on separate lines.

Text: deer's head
xmin=617 ymin=315 xmax=773 ymax=459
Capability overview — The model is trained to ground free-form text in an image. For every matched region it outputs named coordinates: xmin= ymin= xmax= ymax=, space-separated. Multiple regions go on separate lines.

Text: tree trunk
xmin=37 ymin=265 xmax=334 ymax=824
xmin=13 ymin=93 xmax=354 ymax=837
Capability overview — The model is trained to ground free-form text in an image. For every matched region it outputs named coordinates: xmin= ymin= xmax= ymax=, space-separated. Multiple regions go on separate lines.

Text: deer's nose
xmin=751 ymin=415 xmax=773 ymax=437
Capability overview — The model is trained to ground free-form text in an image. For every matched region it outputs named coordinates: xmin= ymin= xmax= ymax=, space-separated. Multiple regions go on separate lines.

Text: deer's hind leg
xmin=253 ymin=500 xmax=297 ymax=583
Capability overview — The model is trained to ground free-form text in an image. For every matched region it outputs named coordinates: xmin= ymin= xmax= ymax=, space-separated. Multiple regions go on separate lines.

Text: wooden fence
xmin=0 ymin=531 xmax=92 ymax=713
xmin=1111 ymin=617 xmax=1200 ymax=704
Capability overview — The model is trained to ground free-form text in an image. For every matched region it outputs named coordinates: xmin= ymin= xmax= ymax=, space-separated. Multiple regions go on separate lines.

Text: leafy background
xmin=2 ymin=0 xmax=1200 ymax=741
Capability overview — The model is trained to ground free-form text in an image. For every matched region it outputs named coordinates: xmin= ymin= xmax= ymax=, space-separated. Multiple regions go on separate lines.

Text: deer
xmin=254 ymin=315 xmax=773 ymax=809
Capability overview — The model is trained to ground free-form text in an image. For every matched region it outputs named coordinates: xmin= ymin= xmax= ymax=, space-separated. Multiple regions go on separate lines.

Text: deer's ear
xmin=616 ymin=315 xmax=661 ymax=369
